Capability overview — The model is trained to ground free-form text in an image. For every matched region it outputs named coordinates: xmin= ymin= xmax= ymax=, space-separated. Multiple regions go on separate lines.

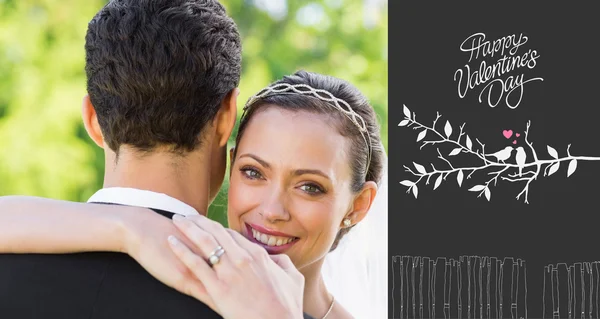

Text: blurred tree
xmin=0 ymin=0 xmax=388 ymax=226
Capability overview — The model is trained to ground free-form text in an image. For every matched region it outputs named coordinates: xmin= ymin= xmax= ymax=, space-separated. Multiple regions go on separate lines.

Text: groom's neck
xmin=102 ymin=146 xmax=212 ymax=215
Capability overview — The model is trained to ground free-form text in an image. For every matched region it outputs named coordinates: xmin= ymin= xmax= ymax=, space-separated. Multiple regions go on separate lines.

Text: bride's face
xmin=227 ymin=107 xmax=355 ymax=269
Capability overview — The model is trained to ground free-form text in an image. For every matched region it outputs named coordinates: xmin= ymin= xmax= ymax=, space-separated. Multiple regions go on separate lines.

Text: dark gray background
xmin=389 ymin=1 xmax=600 ymax=317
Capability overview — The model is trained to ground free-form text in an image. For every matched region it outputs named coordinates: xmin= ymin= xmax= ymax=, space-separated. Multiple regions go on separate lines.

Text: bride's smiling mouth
xmin=244 ymin=223 xmax=299 ymax=254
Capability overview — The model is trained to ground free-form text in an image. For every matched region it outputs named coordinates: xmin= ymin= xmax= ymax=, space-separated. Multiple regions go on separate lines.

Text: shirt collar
xmin=87 ymin=187 xmax=199 ymax=217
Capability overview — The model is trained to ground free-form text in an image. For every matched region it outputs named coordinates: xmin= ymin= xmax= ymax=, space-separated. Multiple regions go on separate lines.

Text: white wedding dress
xmin=322 ymin=153 xmax=388 ymax=319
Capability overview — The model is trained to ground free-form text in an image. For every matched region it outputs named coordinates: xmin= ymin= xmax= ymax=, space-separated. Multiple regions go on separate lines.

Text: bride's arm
xmin=0 ymin=195 xmax=217 ymax=310
xmin=0 ymin=195 xmax=135 ymax=253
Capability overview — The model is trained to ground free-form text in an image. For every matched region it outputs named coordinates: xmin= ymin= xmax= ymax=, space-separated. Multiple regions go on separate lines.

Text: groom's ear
xmin=214 ymin=88 xmax=239 ymax=147
xmin=81 ymin=94 xmax=104 ymax=148
xmin=345 ymin=181 xmax=378 ymax=226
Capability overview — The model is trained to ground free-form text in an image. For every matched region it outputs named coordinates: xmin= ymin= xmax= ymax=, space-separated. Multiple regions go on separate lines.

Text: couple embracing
xmin=0 ymin=1 xmax=387 ymax=318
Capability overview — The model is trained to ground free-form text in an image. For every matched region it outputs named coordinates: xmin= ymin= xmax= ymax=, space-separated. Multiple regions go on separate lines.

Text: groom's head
xmin=81 ymin=0 xmax=241 ymax=201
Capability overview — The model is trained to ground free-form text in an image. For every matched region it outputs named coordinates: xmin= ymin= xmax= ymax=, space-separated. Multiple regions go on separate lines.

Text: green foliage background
xmin=0 ymin=0 xmax=388 ymax=226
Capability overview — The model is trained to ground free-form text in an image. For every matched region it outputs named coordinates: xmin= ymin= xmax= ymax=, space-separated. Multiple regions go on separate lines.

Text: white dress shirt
xmin=87 ymin=187 xmax=199 ymax=217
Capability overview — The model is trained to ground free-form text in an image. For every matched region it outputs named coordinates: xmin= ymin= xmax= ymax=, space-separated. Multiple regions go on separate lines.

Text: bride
xmin=0 ymin=70 xmax=387 ymax=319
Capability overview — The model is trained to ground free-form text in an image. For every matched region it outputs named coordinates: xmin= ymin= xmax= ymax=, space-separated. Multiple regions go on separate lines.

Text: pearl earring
xmin=343 ymin=218 xmax=351 ymax=227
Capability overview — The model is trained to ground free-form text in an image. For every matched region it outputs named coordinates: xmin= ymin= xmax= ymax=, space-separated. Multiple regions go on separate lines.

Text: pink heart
xmin=515 ymin=133 xmax=520 ymax=137
xmin=503 ymin=130 xmax=513 ymax=139
xmin=513 ymin=140 xmax=517 ymax=145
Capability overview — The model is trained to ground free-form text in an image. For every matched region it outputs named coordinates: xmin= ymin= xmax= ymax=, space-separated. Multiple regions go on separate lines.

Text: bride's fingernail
xmin=168 ymin=235 xmax=179 ymax=246
xmin=172 ymin=214 xmax=184 ymax=221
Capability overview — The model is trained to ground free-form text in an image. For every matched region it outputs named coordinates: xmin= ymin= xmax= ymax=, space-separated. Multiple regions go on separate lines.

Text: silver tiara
xmin=242 ymin=83 xmax=372 ymax=171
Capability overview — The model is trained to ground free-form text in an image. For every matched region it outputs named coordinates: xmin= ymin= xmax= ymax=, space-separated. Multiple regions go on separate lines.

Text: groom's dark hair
xmin=85 ymin=0 xmax=241 ymax=153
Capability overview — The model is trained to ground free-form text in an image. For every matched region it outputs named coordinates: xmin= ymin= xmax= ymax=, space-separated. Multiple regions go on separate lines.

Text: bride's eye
xmin=299 ymin=183 xmax=325 ymax=195
xmin=240 ymin=167 xmax=263 ymax=180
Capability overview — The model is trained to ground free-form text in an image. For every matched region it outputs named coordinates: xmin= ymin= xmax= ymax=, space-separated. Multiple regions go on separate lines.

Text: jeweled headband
xmin=241 ymin=83 xmax=372 ymax=172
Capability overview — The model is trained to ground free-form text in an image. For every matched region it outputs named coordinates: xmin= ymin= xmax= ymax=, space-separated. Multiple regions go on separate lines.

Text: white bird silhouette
xmin=488 ymin=146 xmax=514 ymax=164
xmin=515 ymin=146 xmax=527 ymax=176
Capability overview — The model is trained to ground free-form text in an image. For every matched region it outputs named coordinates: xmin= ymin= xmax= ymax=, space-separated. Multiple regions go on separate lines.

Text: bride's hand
xmin=167 ymin=214 xmax=305 ymax=319
xmin=119 ymin=209 xmax=217 ymax=310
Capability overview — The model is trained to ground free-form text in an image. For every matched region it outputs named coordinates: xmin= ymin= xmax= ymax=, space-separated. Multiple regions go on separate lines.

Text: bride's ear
xmin=229 ymin=147 xmax=236 ymax=163
xmin=344 ymin=181 xmax=378 ymax=227
xmin=81 ymin=94 xmax=105 ymax=148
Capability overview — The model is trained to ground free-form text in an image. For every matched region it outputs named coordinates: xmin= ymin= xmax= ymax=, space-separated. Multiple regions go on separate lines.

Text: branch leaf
xmin=567 ymin=159 xmax=578 ymax=177
xmin=449 ymin=148 xmax=461 ymax=156
xmin=484 ymin=187 xmax=491 ymax=201
xmin=413 ymin=162 xmax=427 ymax=175
xmin=444 ymin=121 xmax=453 ymax=138
xmin=400 ymin=180 xmax=415 ymax=187
xmin=433 ymin=174 xmax=443 ymax=190
xmin=416 ymin=129 xmax=427 ymax=142
xmin=412 ymin=184 xmax=419 ymax=198
xmin=468 ymin=185 xmax=486 ymax=192
xmin=466 ymin=135 xmax=473 ymax=151
xmin=457 ymin=170 xmax=464 ymax=187
xmin=547 ymin=145 xmax=558 ymax=159
xmin=398 ymin=120 xmax=409 ymax=127
xmin=548 ymin=162 xmax=560 ymax=176
xmin=403 ymin=104 xmax=411 ymax=119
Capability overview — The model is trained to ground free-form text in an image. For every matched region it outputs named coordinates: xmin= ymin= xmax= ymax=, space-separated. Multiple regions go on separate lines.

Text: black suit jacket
xmin=0 ymin=207 xmax=222 ymax=319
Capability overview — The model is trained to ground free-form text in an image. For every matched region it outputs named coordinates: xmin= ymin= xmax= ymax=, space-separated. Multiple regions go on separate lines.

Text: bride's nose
xmin=259 ymin=191 xmax=290 ymax=222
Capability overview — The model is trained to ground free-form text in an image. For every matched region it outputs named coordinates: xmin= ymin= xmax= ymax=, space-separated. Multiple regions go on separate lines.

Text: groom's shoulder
xmin=0 ymin=251 xmax=115 ymax=278
xmin=0 ymin=251 xmax=119 ymax=317
xmin=0 ymin=251 xmax=220 ymax=318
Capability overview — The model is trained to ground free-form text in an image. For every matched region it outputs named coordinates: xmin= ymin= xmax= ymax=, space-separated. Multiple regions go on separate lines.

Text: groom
xmin=0 ymin=0 xmax=309 ymax=318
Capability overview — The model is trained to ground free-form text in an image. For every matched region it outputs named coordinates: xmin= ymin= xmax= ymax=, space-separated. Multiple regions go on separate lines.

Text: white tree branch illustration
xmin=398 ymin=105 xmax=600 ymax=203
